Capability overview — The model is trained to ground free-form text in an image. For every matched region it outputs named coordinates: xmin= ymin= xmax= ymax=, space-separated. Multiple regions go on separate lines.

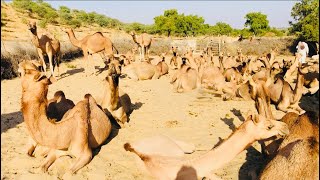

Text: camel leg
xmin=46 ymin=45 xmax=55 ymax=77
xmin=40 ymin=149 xmax=69 ymax=172
xmin=277 ymin=99 xmax=290 ymax=113
xmin=26 ymin=137 xmax=37 ymax=157
xmin=37 ymin=49 xmax=46 ymax=74
xmin=55 ymin=52 xmax=61 ymax=77
xmin=69 ymin=148 xmax=92 ymax=174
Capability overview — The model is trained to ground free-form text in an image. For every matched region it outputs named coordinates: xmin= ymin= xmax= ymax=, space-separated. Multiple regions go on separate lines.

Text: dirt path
xmin=1 ymin=56 xmax=314 ymax=180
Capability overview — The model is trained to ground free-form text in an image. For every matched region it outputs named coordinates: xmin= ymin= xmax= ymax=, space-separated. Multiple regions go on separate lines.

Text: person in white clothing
xmin=296 ymin=41 xmax=309 ymax=64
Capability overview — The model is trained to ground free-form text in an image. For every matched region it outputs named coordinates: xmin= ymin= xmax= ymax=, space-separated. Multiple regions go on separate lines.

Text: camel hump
xmin=124 ymin=143 xmax=150 ymax=161
xmin=84 ymin=94 xmax=98 ymax=106
xmin=94 ymin=32 xmax=104 ymax=36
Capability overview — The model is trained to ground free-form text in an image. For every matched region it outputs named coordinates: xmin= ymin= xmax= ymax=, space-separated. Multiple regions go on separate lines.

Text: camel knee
xmin=41 ymin=150 xmax=57 ymax=172
xmin=69 ymin=149 xmax=92 ymax=174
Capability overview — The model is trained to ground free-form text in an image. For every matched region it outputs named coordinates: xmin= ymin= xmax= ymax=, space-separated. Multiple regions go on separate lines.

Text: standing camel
xmin=64 ymin=28 xmax=118 ymax=76
xmin=130 ymin=31 xmax=152 ymax=62
xmin=28 ymin=21 xmax=61 ymax=78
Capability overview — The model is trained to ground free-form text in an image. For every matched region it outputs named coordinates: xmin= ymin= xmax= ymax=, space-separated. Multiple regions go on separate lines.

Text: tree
xmin=154 ymin=9 xmax=178 ymax=37
xmin=290 ymin=0 xmax=319 ymax=42
xmin=244 ymin=12 xmax=270 ymax=35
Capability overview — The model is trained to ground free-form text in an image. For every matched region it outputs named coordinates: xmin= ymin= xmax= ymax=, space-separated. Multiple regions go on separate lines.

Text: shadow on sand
xmin=1 ymin=111 xmax=23 ymax=134
xmin=58 ymin=68 xmax=85 ymax=79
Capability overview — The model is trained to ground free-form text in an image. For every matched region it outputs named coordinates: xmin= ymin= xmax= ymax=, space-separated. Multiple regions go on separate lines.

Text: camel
xmin=170 ymin=57 xmax=200 ymax=93
xmin=155 ymin=53 xmax=169 ymax=76
xmin=124 ymin=112 xmax=289 ymax=180
xmin=122 ymin=59 xmax=166 ymax=81
xmin=100 ymin=59 xmax=132 ymax=128
xmin=130 ymin=31 xmax=152 ymax=62
xmin=64 ymin=28 xmax=118 ymax=76
xmin=169 ymin=46 xmax=182 ymax=69
xmin=20 ymin=62 xmax=112 ymax=173
xmin=28 ymin=21 xmax=61 ymax=78
xmin=259 ymin=111 xmax=319 ymax=180
xmin=123 ymin=46 xmax=138 ymax=66
xmin=47 ymin=91 xmax=75 ymax=122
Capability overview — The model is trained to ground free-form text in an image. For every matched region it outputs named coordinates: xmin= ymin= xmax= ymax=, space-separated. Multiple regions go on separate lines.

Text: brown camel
xmin=64 ymin=28 xmax=118 ymax=76
xmin=47 ymin=91 xmax=75 ymax=122
xmin=155 ymin=53 xmax=169 ymax=76
xmin=130 ymin=31 xmax=152 ymax=61
xmin=28 ymin=21 xmax=61 ymax=78
xmin=124 ymin=112 xmax=289 ymax=180
xmin=170 ymin=57 xmax=200 ymax=93
xmin=20 ymin=62 xmax=112 ymax=174
xmin=259 ymin=111 xmax=319 ymax=180
xmin=100 ymin=60 xmax=132 ymax=128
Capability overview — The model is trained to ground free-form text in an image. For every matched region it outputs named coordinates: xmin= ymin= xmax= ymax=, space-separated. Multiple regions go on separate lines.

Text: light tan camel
xmin=20 ymin=62 xmax=112 ymax=174
xmin=123 ymin=46 xmax=138 ymax=66
xmin=124 ymin=112 xmax=289 ymax=180
xmin=169 ymin=46 xmax=183 ymax=69
xmin=100 ymin=60 xmax=132 ymax=128
xmin=28 ymin=21 xmax=61 ymax=78
xmin=122 ymin=60 xmax=166 ymax=80
xmin=155 ymin=53 xmax=169 ymax=76
xmin=130 ymin=31 xmax=152 ymax=61
xmin=259 ymin=111 xmax=319 ymax=180
xmin=47 ymin=91 xmax=75 ymax=122
xmin=170 ymin=57 xmax=200 ymax=93
xmin=64 ymin=28 xmax=118 ymax=75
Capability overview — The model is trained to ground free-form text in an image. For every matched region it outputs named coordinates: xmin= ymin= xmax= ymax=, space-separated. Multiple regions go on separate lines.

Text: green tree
xmin=154 ymin=9 xmax=178 ymax=37
xmin=290 ymin=0 xmax=319 ymax=42
xmin=244 ymin=12 xmax=270 ymax=35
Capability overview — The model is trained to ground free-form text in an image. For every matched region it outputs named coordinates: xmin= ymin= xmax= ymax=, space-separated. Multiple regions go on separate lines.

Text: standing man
xmin=296 ymin=41 xmax=309 ymax=64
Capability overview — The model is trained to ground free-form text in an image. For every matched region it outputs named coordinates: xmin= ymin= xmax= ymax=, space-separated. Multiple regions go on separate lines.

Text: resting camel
xmin=122 ymin=59 xmax=166 ymax=80
xmin=170 ymin=57 xmax=200 ymax=93
xmin=47 ymin=91 xmax=75 ymax=122
xmin=124 ymin=112 xmax=289 ymax=180
xmin=123 ymin=47 xmax=138 ymax=66
xmin=20 ymin=62 xmax=112 ymax=174
xmin=28 ymin=21 xmax=61 ymax=78
xmin=100 ymin=60 xmax=132 ymax=128
xmin=130 ymin=31 xmax=152 ymax=61
xmin=64 ymin=28 xmax=118 ymax=76
xmin=259 ymin=111 xmax=319 ymax=180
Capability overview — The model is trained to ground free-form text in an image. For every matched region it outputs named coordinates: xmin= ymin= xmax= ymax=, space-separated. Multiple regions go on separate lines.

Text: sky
xmin=36 ymin=1 xmax=299 ymax=29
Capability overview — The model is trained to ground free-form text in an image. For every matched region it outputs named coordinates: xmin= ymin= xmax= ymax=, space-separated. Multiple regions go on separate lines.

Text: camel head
xmin=106 ymin=59 xmax=122 ymax=79
xmin=53 ymin=91 xmax=66 ymax=102
xmin=18 ymin=60 xmax=42 ymax=77
xmin=243 ymin=112 xmax=290 ymax=141
xmin=21 ymin=69 xmax=56 ymax=101
xmin=129 ymin=31 xmax=136 ymax=37
xmin=28 ymin=21 xmax=37 ymax=35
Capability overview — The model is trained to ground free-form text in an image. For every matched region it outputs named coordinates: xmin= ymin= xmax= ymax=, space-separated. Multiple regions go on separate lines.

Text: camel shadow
xmin=221 ymin=117 xmax=236 ymax=131
xmin=132 ymin=102 xmax=144 ymax=111
xmin=238 ymin=146 xmax=266 ymax=180
xmin=1 ymin=111 xmax=23 ymax=134
xmin=58 ymin=68 xmax=85 ymax=79
xmin=231 ymin=108 xmax=245 ymax=122
xmin=299 ymin=93 xmax=319 ymax=114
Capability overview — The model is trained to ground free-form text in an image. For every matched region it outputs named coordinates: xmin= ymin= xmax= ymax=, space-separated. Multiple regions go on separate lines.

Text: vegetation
xmin=244 ymin=12 xmax=270 ymax=36
xmin=289 ymin=0 xmax=319 ymax=42
xmin=9 ymin=0 xmax=289 ymax=38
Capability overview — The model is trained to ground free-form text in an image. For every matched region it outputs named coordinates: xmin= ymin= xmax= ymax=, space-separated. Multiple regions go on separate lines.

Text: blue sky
xmin=28 ymin=1 xmax=300 ymax=29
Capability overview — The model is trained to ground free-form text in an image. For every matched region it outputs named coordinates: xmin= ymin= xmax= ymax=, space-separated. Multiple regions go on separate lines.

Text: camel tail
xmin=124 ymin=143 xmax=150 ymax=161
xmin=112 ymin=44 xmax=119 ymax=54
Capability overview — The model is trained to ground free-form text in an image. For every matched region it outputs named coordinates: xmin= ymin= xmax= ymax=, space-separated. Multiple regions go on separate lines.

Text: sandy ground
xmin=1 ymin=55 xmax=318 ymax=180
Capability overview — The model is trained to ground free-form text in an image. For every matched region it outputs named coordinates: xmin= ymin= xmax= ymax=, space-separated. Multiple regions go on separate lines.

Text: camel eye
xmin=267 ymin=125 xmax=274 ymax=130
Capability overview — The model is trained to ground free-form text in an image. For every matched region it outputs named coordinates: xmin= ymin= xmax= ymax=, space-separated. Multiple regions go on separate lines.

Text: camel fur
xmin=20 ymin=64 xmax=111 ymax=174
xmin=259 ymin=111 xmax=319 ymax=180
xmin=64 ymin=28 xmax=118 ymax=76
xmin=124 ymin=113 xmax=289 ymax=180
xmin=28 ymin=21 xmax=61 ymax=78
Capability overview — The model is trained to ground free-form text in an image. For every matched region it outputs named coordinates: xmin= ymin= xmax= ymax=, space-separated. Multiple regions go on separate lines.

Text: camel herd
xmin=18 ymin=21 xmax=319 ymax=179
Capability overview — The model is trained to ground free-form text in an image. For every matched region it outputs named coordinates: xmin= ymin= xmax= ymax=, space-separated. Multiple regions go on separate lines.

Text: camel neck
xmin=21 ymin=91 xmax=74 ymax=149
xmin=187 ymin=123 xmax=255 ymax=177
xmin=102 ymin=77 xmax=119 ymax=110
xmin=67 ymin=30 xmax=81 ymax=48
xmin=31 ymin=32 xmax=41 ymax=48
xmin=292 ymin=70 xmax=304 ymax=103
